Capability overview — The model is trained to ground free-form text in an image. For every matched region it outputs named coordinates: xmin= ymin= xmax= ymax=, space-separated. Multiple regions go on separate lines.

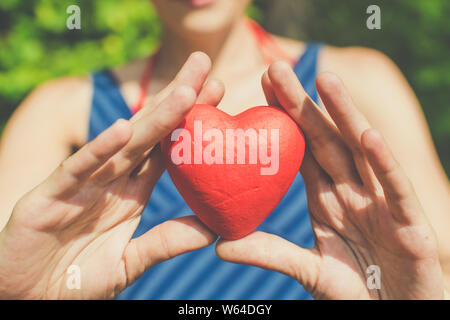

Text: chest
xmin=120 ymin=65 xmax=270 ymax=117
xmin=216 ymin=66 xmax=269 ymax=116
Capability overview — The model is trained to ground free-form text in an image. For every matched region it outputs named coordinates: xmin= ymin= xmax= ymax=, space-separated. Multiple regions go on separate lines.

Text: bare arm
xmin=0 ymin=77 xmax=91 ymax=230
xmin=321 ymin=46 xmax=450 ymax=280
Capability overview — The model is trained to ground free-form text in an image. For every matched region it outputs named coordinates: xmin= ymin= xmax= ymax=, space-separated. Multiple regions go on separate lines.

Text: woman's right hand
xmin=0 ymin=52 xmax=224 ymax=299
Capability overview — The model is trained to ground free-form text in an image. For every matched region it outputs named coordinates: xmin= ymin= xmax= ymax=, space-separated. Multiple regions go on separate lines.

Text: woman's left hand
xmin=216 ymin=61 xmax=446 ymax=299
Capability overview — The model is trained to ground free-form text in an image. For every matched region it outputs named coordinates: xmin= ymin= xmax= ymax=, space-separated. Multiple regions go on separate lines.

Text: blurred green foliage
xmin=0 ymin=0 xmax=449 ymax=173
xmin=0 ymin=0 xmax=161 ymax=122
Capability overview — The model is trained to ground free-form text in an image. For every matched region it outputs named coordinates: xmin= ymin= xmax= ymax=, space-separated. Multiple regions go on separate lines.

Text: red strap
xmin=132 ymin=19 xmax=294 ymax=114
xmin=246 ymin=19 xmax=296 ymax=66
xmin=132 ymin=49 xmax=159 ymax=114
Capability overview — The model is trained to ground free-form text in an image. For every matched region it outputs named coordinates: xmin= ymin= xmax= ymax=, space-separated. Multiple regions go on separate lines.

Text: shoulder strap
xmin=293 ymin=43 xmax=323 ymax=104
xmin=132 ymin=51 xmax=160 ymax=114
xmin=246 ymin=19 xmax=296 ymax=66
xmin=89 ymin=44 xmax=323 ymax=142
xmin=89 ymin=71 xmax=133 ymax=141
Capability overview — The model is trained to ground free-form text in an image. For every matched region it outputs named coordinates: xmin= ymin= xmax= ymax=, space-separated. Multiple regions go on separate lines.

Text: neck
xmin=155 ymin=17 xmax=265 ymax=82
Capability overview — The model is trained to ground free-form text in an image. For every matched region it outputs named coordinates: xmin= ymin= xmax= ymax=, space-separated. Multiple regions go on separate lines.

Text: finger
xmin=43 ymin=119 xmax=132 ymax=196
xmin=316 ymin=73 xmax=381 ymax=194
xmin=130 ymin=79 xmax=224 ymax=193
xmin=94 ymin=85 xmax=197 ymax=184
xmin=300 ymin=147 xmax=332 ymax=195
xmin=261 ymin=71 xmax=280 ymax=107
xmin=133 ymin=52 xmax=212 ymax=121
xmin=267 ymin=61 xmax=361 ymax=185
xmin=362 ymin=128 xmax=422 ymax=223
xmin=316 ymin=73 xmax=372 ymax=150
xmin=130 ymin=144 xmax=165 ymax=191
xmin=216 ymin=231 xmax=320 ymax=291
xmin=167 ymin=52 xmax=212 ymax=94
xmin=196 ymin=79 xmax=225 ymax=106
xmin=124 ymin=215 xmax=217 ymax=283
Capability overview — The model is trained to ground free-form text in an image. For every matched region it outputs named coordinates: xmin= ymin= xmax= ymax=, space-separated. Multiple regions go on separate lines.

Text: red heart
xmin=161 ymin=104 xmax=305 ymax=240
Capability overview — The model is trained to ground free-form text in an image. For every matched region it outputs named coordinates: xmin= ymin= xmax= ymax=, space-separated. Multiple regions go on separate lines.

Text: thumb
xmin=216 ymin=231 xmax=320 ymax=291
xmin=123 ymin=215 xmax=218 ymax=286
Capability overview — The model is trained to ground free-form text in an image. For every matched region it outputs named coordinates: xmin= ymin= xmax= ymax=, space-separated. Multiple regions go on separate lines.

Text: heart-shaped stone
xmin=161 ymin=104 xmax=305 ymax=240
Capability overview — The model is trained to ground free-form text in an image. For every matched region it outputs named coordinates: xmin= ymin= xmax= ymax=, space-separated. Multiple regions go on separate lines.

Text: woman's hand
xmin=216 ymin=61 xmax=445 ymax=299
xmin=0 ymin=52 xmax=224 ymax=299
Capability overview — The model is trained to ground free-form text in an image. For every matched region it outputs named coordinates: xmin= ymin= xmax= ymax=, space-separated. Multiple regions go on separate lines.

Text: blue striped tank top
xmin=89 ymin=43 xmax=322 ymax=300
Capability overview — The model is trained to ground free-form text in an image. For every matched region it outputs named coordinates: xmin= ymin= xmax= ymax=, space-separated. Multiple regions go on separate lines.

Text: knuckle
xmin=57 ymin=159 xmax=70 ymax=175
xmin=152 ymin=117 xmax=173 ymax=133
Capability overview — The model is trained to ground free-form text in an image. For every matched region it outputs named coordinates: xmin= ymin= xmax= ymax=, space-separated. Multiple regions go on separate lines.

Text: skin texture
xmin=0 ymin=0 xmax=449 ymax=298
xmin=216 ymin=63 xmax=445 ymax=299
xmin=0 ymin=53 xmax=222 ymax=299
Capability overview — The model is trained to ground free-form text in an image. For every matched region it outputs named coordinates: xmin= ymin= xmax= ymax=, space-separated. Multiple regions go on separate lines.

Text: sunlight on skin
xmin=216 ymin=63 xmax=446 ymax=300
xmin=0 ymin=53 xmax=222 ymax=299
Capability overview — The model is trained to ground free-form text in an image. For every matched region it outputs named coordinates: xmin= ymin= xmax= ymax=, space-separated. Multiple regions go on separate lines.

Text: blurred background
xmin=0 ymin=0 xmax=449 ymax=174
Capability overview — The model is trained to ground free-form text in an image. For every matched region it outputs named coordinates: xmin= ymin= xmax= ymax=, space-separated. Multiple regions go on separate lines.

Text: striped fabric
xmin=89 ymin=43 xmax=323 ymax=300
